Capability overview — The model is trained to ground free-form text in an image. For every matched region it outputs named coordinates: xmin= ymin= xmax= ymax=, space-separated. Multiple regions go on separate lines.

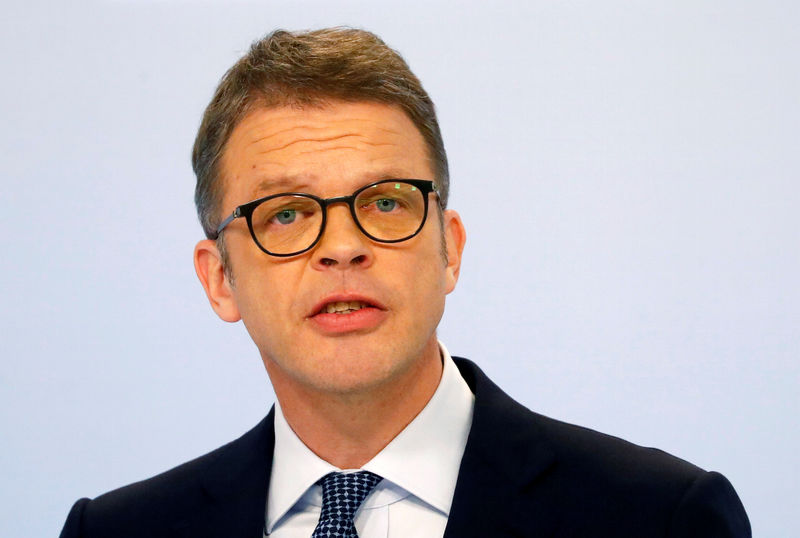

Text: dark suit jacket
xmin=60 ymin=357 xmax=751 ymax=537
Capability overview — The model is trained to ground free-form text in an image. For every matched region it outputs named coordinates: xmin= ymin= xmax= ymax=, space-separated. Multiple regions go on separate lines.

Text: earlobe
xmin=442 ymin=209 xmax=466 ymax=294
xmin=193 ymin=239 xmax=241 ymax=322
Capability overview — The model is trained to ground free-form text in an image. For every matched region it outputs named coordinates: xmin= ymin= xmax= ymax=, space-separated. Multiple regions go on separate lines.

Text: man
xmin=60 ymin=28 xmax=750 ymax=537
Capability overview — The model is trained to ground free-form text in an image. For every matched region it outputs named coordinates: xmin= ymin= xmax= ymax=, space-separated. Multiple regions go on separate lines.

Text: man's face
xmin=197 ymin=101 xmax=465 ymax=396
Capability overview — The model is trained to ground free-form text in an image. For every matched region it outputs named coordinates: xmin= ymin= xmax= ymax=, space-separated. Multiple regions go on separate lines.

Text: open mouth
xmin=321 ymin=300 xmax=371 ymax=315
xmin=309 ymin=296 xmax=387 ymax=332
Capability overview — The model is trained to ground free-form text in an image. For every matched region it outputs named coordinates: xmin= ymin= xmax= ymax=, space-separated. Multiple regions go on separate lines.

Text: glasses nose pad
xmin=312 ymin=201 xmax=373 ymax=265
xmin=323 ymin=201 xmax=363 ymax=236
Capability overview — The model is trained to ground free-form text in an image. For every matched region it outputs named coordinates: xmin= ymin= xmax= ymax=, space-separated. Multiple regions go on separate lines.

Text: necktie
xmin=311 ymin=471 xmax=382 ymax=538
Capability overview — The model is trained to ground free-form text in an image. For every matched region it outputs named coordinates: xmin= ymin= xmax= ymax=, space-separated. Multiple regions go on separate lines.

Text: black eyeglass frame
xmin=214 ymin=179 xmax=439 ymax=257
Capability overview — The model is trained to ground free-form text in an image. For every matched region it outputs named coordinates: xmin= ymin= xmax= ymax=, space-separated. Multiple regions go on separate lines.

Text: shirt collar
xmin=266 ymin=398 xmax=337 ymax=532
xmin=266 ymin=341 xmax=475 ymax=531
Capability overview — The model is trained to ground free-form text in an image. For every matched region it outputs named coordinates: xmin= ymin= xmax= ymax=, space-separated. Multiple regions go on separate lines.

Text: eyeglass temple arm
xmin=214 ymin=207 xmax=241 ymax=238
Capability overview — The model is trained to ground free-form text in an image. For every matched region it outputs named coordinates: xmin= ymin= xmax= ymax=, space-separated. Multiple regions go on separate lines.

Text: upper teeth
xmin=325 ymin=301 xmax=367 ymax=314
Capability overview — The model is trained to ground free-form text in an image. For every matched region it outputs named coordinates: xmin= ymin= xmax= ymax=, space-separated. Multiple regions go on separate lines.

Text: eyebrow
xmin=251 ymin=176 xmax=312 ymax=198
xmin=249 ymin=169 xmax=420 ymax=199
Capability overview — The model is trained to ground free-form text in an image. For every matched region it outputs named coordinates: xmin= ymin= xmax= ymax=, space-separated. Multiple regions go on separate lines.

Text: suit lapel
xmin=445 ymin=359 xmax=557 ymax=537
xmin=171 ymin=409 xmax=276 ymax=538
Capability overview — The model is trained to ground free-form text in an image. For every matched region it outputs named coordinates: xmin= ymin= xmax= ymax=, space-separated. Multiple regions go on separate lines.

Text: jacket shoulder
xmin=451 ymin=356 xmax=751 ymax=536
xmin=535 ymin=408 xmax=704 ymax=485
xmin=531 ymin=412 xmax=750 ymax=536
xmin=455 ymin=355 xmax=703 ymax=485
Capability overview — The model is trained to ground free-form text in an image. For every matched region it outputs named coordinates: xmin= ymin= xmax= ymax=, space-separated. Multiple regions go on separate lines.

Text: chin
xmin=268 ymin=345 xmax=416 ymax=396
xmin=306 ymin=354 xmax=410 ymax=395
xmin=260 ymin=329 xmax=438 ymax=396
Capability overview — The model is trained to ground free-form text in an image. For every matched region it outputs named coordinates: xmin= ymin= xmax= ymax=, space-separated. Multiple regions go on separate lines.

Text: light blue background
xmin=2 ymin=1 xmax=797 ymax=536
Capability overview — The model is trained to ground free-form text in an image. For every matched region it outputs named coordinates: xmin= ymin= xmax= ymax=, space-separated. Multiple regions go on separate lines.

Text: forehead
xmin=219 ymin=101 xmax=432 ymax=206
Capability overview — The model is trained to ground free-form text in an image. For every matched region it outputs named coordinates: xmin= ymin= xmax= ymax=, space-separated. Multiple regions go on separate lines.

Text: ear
xmin=193 ymin=239 xmax=241 ymax=322
xmin=442 ymin=209 xmax=466 ymax=294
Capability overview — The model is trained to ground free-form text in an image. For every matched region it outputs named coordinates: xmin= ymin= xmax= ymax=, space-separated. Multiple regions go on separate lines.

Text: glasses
xmin=214 ymin=179 xmax=439 ymax=257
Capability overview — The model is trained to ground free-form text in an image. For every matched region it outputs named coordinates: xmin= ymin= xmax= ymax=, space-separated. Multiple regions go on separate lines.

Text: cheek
xmin=402 ymin=247 xmax=449 ymax=319
xmin=231 ymin=262 xmax=304 ymax=337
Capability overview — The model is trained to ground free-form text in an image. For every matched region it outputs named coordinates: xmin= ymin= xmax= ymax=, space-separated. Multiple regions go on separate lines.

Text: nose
xmin=311 ymin=204 xmax=374 ymax=270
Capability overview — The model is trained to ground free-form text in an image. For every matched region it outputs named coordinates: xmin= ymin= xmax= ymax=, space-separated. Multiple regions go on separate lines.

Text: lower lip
xmin=309 ymin=307 xmax=387 ymax=333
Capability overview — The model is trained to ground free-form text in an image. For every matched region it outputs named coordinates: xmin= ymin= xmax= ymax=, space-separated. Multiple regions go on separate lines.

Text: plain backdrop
xmin=1 ymin=1 xmax=797 ymax=536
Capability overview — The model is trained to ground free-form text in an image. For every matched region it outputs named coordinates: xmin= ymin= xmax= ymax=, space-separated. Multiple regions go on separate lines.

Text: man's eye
xmin=374 ymin=198 xmax=397 ymax=212
xmin=272 ymin=209 xmax=297 ymax=224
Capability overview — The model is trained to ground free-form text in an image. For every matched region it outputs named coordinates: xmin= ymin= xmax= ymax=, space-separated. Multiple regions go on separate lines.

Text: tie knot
xmin=315 ymin=471 xmax=382 ymax=535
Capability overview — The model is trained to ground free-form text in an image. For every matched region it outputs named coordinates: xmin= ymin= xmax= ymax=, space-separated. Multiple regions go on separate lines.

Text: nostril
xmin=321 ymin=258 xmax=337 ymax=266
xmin=351 ymin=255 xmax=367 ymax=265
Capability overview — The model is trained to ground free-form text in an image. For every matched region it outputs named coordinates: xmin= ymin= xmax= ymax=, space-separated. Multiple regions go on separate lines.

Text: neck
xmin=268 ymin=340 xmax=443 ymax=469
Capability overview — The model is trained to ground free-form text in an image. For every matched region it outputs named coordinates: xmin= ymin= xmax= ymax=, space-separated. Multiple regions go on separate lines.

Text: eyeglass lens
xmin=250 ymin=181 xmax=427 ymax=255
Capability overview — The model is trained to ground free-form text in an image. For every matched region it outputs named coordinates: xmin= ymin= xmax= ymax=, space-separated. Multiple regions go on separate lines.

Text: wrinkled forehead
xmin=218 ymin=101 xmax=433 ymax=205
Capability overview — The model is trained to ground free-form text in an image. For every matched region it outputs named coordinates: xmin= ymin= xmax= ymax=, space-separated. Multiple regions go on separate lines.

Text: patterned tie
xmin=311 ymin=471 xmax=382 ymax=538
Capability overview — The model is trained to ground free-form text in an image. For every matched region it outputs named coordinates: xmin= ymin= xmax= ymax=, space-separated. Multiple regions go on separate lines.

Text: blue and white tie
xmin=311 ymin=471 xmax=382 ymax=538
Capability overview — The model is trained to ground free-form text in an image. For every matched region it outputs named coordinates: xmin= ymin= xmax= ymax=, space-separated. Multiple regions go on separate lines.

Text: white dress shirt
xmin=265 ymin=342 xmax=475 ymax=537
